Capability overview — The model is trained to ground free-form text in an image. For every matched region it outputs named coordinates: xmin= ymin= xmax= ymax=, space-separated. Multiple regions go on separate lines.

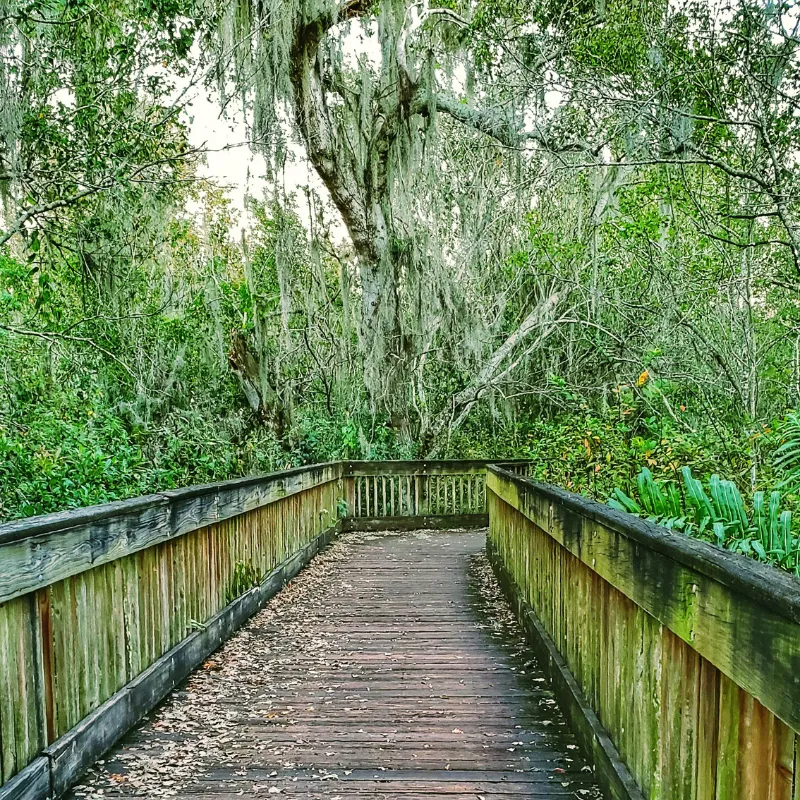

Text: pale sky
xmin=183 ymin=22 xmax=382 ymax=238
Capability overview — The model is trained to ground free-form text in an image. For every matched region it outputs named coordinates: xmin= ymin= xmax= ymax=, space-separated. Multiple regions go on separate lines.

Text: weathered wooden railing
xmin=345 ymin=459 xmax=529 ymax=528
xmin=0 ymin=459 xmax=521 ymax=800
xmin=5 ymin=458 xmax=795 ymax=800
xmin=487 ymin=465 xmax=800 ymax=800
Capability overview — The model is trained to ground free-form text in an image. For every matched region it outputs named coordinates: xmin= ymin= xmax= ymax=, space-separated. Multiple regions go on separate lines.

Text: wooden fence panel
xmin=346 ymin=460 xmax=522 ymax=519
xmin=0 ymin=466 xmax=342 ymax=790
xmin=487 ymin=468 xmax=800 ymax=800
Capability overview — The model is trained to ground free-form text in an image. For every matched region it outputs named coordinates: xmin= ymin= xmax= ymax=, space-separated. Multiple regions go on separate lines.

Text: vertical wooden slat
xmin=696 ymin=659 xmax=720 ymax=800
xmin=76 ymin=570 xmax=95 ymax=718
xmin=92 ymin=565 xmax=109 ymax=710
xmin=767 ymin=714 xmax=795 ymax=800
xmin=0 ymin=600 xmax=19 ymax=782
xmin=715 ymin=673 xmax=741 ymax=799
xmin=36 ymin=589 xmax=56 ymax=746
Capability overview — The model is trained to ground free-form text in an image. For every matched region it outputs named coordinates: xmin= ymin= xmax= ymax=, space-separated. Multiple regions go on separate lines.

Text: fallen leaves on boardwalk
xmin=69 ymin=530 xmax=603 ymax=799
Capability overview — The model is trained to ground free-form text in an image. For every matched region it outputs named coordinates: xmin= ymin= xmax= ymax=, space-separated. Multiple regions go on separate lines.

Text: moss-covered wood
xmin=487 ymin=466 xmax=800 ymax=800
xmin=0 ymin=467 xmax=342 ymax=790
xmin=0 ymin=459 xmax=530 ymax=792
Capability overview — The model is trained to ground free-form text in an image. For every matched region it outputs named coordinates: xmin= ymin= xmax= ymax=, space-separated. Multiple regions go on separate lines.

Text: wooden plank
xmin=0 ymin=497 xmax=169 ymax=605
xmin=767 ymin=707 xmax=795 ymax=800
xmin=0 ymin=600 xmax=19 ymax=783
xmin=695 ymin=658 xmax=720 ymax=800
xmin=344 ymin=514 xmax=489 ymax=533
xmin=0 ymin=465 xmax=342 ymax=604
xmin=0 ymin=595 xmax=45 ymax=785
xmin=35 ymin=589 xmax=55 ymax=746
xmin=0 ymin=757 xmax=49 ymax=800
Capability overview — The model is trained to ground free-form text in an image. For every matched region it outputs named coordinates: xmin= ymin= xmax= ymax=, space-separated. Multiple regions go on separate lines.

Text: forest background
xmin=2 ymin=0 xmax=800 ymax=574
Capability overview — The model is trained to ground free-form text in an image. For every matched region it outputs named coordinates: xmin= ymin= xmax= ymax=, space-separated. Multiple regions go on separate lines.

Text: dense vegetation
xmin=1 ymin=0 xmax=800 ymax=573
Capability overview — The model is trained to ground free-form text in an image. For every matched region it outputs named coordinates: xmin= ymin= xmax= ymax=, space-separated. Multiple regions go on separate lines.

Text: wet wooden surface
xmin=68 ymin=530 xmax=604 ymax=799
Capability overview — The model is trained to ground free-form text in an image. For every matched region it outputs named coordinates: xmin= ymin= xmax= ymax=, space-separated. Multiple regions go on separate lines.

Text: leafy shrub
xmin=775 ymin=411 xmax=800 ymax=496
xmin=609 ymin=467 xmax=798 ymax=575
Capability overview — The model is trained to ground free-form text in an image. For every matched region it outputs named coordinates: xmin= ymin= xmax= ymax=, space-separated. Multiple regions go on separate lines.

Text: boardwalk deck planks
xmin=65 ymin=530 xmax=603 ymax=800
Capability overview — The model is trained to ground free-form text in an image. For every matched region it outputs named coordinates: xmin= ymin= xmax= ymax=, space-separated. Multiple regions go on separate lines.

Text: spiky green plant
xmin=608 ymin=468 xmax=799 ymax=576
xmin=774 ymin=411 xmax=800 ymax=496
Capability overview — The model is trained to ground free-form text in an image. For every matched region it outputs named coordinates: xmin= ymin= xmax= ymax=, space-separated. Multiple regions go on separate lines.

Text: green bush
xmin=609 ymin=467 xmax=798 ymax=576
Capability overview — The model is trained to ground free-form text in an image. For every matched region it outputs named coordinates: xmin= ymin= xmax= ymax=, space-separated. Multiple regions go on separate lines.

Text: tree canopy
xmin=3 ymin=0 xmax=800 ymax=575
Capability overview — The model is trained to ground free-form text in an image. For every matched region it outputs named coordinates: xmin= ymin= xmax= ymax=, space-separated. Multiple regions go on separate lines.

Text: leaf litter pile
xmin=68 ymin=529 xmax=604 ymax=799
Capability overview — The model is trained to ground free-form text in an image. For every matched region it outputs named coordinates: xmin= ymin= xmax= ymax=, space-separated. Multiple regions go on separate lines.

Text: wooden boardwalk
xmin=68 ymin=530 xmax=603 ymax=799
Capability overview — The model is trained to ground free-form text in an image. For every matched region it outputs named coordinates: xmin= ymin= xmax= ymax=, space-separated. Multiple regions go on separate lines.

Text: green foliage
xmin=609 ymin=467 xmax=799 ymax=576
xmin=225 ymin=561 xmax=262 ymax=605
xmin=774 ymin=411 xmax=800 ymax=497
xmin=4 ymin=0 xmax=800 ymax=579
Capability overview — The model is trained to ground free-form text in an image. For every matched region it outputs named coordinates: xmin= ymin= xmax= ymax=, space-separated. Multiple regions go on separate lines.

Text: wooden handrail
xmin=0 ymin=463 xmax=343 ymax=605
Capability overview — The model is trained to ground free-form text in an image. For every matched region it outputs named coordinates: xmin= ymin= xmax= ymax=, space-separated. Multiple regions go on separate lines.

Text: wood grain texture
xmin=0 ymin=469 xmax=343 ymax=790
xmin=344 ymin=513 xmax=488 ymax=532
xmin=0 ymin=758 xmax=49 ymax=800
xmin=487 ymin=470 xmax=800 ymax=800
xmin=65 ymin=530 xmax=603 ymax=800
xmin=0 ymin=464 xmax=342 ymax=604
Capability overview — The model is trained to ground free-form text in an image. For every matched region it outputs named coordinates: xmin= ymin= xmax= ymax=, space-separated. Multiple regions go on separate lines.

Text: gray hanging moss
xmin=211 ymin=0 xmax=546 ymax=429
